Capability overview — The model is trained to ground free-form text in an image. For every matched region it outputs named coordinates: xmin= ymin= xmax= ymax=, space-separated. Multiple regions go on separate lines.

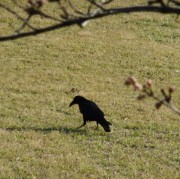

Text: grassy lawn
xmin=0 ymin=1 xmax=180 ymax=178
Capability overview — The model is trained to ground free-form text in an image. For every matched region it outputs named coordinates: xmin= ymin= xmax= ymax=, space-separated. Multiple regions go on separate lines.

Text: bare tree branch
xmin=0 ymin=0 xmax=180 ymax=41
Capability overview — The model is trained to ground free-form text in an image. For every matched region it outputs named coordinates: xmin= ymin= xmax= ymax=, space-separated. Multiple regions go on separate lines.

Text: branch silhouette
xmin=0 ymin=0 xmax=180 ymax=41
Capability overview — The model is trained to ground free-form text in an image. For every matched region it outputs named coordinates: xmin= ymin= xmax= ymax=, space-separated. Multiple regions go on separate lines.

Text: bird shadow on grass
xmin=4 ymin=126 xmax=88 ymax=135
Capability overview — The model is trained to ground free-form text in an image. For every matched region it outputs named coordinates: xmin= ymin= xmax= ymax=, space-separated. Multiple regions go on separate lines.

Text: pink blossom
xmin=147 ymin=79 xmax=152 ymax=87
xmin=169 ymin=86 xmax=175 ymax=94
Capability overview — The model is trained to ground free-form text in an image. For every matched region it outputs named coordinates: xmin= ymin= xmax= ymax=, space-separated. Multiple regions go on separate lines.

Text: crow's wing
xmin=79 ymin=100 xmax=104 ymax=120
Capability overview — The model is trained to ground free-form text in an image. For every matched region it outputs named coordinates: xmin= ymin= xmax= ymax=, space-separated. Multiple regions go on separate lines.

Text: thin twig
xmin=67 ymin=0 xmax=86 ymax=16
xmin=15 ymin=15 xmax=32 ymax=34
xmin=151 ymin=94 xmax=180 ymax=116
xmin=125 ymin=77 xmax=180 ymax=116
xmin=33 ymin=9 xmax=63 ymax=22
xmin=86 ymin=0 xmax=106 ymax=11
xmin=0 ymin=3 xmax=36 ymax=31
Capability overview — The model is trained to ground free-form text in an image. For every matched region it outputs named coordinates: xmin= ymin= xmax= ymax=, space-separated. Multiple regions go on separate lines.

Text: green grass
xmin=0 ymin=1 xmax=180 ymax=178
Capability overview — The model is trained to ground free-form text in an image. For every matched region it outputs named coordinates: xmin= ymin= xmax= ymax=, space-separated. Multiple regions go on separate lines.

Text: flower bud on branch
xmin=125 ymin=76 xmax=180 ymax=116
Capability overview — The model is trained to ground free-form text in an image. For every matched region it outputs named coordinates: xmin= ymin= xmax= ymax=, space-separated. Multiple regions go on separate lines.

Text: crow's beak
xmin=69 ymin=100 xmax=75 ymax=107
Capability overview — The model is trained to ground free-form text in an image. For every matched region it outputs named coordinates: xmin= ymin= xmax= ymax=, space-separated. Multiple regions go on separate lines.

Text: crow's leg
xmin=76 ymin=120 xmax=86 ymax=129
xmin=95 ymin=122 xmax=99 ymax=130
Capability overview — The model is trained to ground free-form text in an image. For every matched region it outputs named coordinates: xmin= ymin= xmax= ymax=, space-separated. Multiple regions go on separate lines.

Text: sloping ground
xmin=0 ymin=1 xmax=180 ymax=178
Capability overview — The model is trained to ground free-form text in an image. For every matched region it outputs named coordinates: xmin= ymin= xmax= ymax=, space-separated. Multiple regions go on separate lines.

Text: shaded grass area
xmin=0 ymin=1 xmax=180 ymax=178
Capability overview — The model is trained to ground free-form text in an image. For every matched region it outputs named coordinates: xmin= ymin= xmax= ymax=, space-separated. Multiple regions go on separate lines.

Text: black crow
xmin=69 ymin=96 xmax=112 ymax=132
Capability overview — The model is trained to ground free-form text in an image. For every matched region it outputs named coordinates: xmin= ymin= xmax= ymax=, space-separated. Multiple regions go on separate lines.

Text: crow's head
xmin=100 ymin=121 xmax=112 ymax=132
xmin=69 ymin=96 xmax=87 ymax=107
